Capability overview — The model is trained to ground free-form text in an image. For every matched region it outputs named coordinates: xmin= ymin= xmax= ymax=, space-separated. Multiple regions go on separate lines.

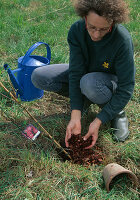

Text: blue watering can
xmin=4 ymin=42 xmax=51 ymax=101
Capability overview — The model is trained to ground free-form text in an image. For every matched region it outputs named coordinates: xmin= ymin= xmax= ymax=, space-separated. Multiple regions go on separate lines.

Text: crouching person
xmin=32 ymin=0 xmax=135 ymax=149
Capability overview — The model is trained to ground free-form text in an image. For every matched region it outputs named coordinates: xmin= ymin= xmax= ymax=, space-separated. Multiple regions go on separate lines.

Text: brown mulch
xmin=68 ymin=134 xmax=104 ymax=166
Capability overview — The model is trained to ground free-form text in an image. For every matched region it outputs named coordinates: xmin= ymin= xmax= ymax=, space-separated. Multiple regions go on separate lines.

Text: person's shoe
xmin=111 ymin=111 xmax=129 ymax=142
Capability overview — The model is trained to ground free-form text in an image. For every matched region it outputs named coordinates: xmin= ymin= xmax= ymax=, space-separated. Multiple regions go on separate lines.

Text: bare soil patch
xmin=68 ymin=134 xmax=104 ymax=166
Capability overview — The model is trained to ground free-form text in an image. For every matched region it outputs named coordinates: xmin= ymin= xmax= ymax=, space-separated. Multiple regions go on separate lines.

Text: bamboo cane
xmin=0 ymin=81 xmax=72 ymax=160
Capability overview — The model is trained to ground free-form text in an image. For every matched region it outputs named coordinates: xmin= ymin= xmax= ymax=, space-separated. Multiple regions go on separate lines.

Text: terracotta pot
xmin=103 ymin=163 xmax=138 ymax=192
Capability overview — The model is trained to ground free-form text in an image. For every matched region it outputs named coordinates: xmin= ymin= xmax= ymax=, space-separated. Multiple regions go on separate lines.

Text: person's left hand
xmin=83 ymin=118 xmax=102 ymax=149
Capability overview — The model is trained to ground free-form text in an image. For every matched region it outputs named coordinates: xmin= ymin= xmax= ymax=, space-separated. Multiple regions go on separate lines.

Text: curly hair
xmin=72 ymin=0 xmax=129 ymax=24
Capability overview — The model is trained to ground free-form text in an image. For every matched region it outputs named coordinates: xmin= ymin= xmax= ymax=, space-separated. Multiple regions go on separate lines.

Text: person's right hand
xmin=65 ymin=119 xmax=81 ymax=147
xmin=65 ymin=110 xmax=81 ymax=147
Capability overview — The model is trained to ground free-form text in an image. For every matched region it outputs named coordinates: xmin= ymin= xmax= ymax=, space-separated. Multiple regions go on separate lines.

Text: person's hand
xmin=83 ymin=118 xmax=102 ymax=149
xmin=65 ymin=110 xmax=81 ymax=147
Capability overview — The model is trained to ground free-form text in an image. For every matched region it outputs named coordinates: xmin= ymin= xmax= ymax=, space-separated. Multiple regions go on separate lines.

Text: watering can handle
xmin=21 ymin=42 xmax=51 ymax=65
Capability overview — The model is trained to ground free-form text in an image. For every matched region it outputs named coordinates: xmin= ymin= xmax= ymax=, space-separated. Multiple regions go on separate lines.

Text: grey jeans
xmin=31 ymin=64 xmax=118 ymax=105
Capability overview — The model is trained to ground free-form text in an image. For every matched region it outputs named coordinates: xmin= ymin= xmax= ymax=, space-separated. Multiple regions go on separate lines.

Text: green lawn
xmin=0 ymin=0 xmax=140 ymax=199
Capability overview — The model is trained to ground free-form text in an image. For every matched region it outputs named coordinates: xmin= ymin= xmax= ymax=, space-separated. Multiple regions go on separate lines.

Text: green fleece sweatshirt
xmin=67 ymin=19 xmax=135 ymax=124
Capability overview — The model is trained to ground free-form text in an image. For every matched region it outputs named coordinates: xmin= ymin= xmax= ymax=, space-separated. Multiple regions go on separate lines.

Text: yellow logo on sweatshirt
xmin=102 ymin=62 xmax=110 ymax=69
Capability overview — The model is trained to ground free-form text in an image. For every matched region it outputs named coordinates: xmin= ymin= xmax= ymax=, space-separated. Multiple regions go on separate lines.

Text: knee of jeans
xmin=80 ymin=76 xmax=112 ymax=104
xmin=31 ymin=68 xmax=52 ymax=90
xmin=31 ymin=68 xmax=41 ymax=88
xmin=31 ymin=68 xmax=62 ymax=91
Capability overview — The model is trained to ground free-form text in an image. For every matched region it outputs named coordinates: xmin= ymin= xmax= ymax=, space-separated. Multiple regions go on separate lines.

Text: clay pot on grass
xmin=103 ymin=163 xmax=138 ymax=192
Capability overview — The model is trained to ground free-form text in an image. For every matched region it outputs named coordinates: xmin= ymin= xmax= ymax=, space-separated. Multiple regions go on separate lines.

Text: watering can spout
xmin=4 ymin=63 xmax=23 ymax=96
xmin=3 ymin=63 xmax=9 ymax=70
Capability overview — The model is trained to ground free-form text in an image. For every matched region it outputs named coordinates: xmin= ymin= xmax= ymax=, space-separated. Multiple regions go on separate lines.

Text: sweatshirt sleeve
xmin=67 ymin=24 xmax=87 ymax=111
xmin=97 ymin=38 xmax=135 ymax=123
